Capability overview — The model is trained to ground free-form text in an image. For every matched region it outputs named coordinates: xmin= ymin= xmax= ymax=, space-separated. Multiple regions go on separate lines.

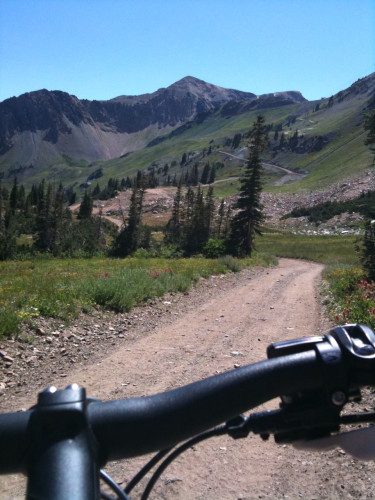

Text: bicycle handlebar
xmin=0 ymin=350 xmax=320 ymax=473
xmin=89 ymin=349 xmax=321 ymax=460
xmin=0 ymin=324 xmax=374 ymax=499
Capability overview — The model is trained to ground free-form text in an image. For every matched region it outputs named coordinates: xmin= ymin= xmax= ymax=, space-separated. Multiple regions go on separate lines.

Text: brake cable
xmin=140 ymin=425 xmax=227 ymax=500
xmin=100 ymin=469 xmax=131 ymax=500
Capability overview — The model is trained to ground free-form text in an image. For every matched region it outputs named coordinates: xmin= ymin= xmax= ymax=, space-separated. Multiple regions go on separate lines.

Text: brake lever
xmin=293 ymin=425 xmax=375 ymax=460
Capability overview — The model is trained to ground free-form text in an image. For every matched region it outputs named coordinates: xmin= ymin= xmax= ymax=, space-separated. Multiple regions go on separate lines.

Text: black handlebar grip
xmin=0 ymin=411 xmax=31 ymax=473
xmin=89 ymin=351 xmax=321 ymax=460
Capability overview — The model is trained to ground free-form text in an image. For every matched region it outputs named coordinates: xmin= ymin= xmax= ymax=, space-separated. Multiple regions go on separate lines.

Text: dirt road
xmin=1 ymin=259 xmax=375 ymax=499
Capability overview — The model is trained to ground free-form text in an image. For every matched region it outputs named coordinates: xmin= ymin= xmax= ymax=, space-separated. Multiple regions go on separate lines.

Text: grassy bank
xmin=0 ymin=253 xmax=275 ymax=339
xmin=323 ymin=267 xmax=375 ymax=330
xmin=256 ymin=232 xmax=358 ymax=267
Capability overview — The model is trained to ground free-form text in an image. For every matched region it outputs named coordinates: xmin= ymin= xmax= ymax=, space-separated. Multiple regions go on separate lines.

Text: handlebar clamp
xmin=265 ymin=326 xmax=375 ymax=443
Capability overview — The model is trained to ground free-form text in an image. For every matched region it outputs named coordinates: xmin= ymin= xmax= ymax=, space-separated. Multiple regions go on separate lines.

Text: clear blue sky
xmin=1 ymin=0 xmax=374 ymax=103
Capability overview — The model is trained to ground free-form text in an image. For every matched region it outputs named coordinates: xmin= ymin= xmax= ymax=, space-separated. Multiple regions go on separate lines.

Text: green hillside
xmin=78 ymin=75 xmax=374 ymax=195
xmin=2 ymin=74 xmax=374 ymax=194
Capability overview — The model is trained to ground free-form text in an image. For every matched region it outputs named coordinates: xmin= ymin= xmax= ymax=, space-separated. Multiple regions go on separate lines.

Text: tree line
xmin=0 ymin=115 xmax=269 ymax=261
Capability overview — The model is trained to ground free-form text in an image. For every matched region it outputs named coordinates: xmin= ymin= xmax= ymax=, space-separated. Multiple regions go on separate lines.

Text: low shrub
xmin=0 ymin=307 xmax=20 ymax=339
xmin=218 ymin=255 xmax=243 ymax=273
xmin=325 ymin=267 xmax=375 ymax=330
xmin=203 ymin=239 xmax=226 ymax=259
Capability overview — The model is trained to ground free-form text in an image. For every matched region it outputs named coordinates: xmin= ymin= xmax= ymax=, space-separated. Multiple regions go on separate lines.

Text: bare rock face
xmin=0 ymin=76 xmax=306 ymax=177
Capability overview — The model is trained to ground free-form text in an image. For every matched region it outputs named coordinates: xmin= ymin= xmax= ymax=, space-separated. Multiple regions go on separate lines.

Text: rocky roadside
xmin=262 ymin=170 xmax=375 ymax=233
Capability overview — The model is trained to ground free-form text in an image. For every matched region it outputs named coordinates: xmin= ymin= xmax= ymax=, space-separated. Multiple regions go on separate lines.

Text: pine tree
xmin=217 ymin=199 xmax=225 ymax=238
xmin=359 ymin=108 xmax=375 ymax=278
xmin=35 ymin=183 xmax=54 ymax=252
xmin=204 ymin=185 xmax=215 ymax=241
xmin=190 ymin=163 xmax=199 ymax=186
xmin=228 ymin=115 xmax=267 ymax=257
xmin=92 ymin=183 xmax=101 ymax=197
xmin=0 ymin=206 xmax=17 ymax=260
xmin=184 ymin=185 xmax=205 ymax=254
xmin=208 ymin=166 xmax=216 ymax=184
xmin=360 ymin=220 xmax=375 ymax=281
xmin=365 ymin=110 xmax=375 ymax=163
xmin=200 ymin=162 xmax=210 ymax=184
xmin=165 ymin=180 xmax=182 ymax=246
xmin=231 ymin=133 xmax=242 ymax=149
xmin=50 ymin=184 xmax=66 ymax=255
xmin=78 ymin=191 xmax=93 ymax=219
xmin=180 ymin=152 xmax=187 ymax=166
xmin=111 ymin=184 xmax=146 ymax=257
xmin=9 ymin=177 xmax=18 ymax=214
xmin=0 ymin=180 xmax=3 ymax=228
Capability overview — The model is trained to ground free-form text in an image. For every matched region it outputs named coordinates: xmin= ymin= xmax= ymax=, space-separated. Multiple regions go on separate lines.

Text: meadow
xmin=256 ymin=232 xmax=358 ymax=267
xmin=0 ymin=252 xmax=276 ymax=339
xmin=1 ymin=231 xmax=372 ymax=339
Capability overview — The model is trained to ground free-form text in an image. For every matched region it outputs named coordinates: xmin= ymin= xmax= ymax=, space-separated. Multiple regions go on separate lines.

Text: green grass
xmin=256 ymin=232 xmax=359 ymax=267
xmin=0 ymin=254 xmax=274 ymax=339
xmin=205 ymin=178 xmax=240 ymax=198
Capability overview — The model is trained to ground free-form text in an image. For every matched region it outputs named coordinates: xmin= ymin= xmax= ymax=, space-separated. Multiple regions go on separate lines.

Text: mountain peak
xmin=167 ymin=76 xmax=257 ymax=103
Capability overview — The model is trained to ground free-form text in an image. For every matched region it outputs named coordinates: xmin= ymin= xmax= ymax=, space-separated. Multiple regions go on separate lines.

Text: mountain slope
xmin=89 ymin=73 xmax=374 ymax=194
xmin=0 ymin=77 xmax=304 ymax=183
xmin=0 ymin=74 xmax=373 ymax=192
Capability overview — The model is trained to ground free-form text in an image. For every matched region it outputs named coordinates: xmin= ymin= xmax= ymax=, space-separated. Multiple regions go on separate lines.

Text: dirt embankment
xmin=1 ymin=259 xmax=375 ymax=499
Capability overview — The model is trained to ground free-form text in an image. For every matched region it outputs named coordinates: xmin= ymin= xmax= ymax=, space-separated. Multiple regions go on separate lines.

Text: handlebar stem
xmin=26 ymin=384 xmax=101 ymax=500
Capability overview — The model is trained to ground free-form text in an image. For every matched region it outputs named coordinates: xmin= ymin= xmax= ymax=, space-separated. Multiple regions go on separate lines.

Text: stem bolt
xmin=331 ymin=390 xmax=346 ymax=406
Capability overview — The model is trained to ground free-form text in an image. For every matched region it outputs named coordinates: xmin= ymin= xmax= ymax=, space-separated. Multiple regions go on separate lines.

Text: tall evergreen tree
xmin=111 ymin=184 xmax=147 ymax=257
xmin=190 ymin=163 xmax=199 ymax=186
xmin=200 ymin=162 xmax=210 ymax=184
xmin=50 ymin=184 xmax=66 ymax=254
xmin=365 ymin=110 xmax=375 ymax=163
xmin=228 ymin=115 xmax=267 ymax=257
xmin=359 ymin=108 xmax=375 ymax=278
xmin=208 ymin=166 xmax=216 ymax=184
xmin=9 ymin=177 xmax=18 ymax=214
xmin=35 ymin=183 xmax=54 ymax=252
xmin=78 ymin=191 xmax=93 ymax=219
xmin=165 ymin=180 xmax=182 ymax=246
xmin=204 ymin=185 xmax=215 ymax=240
xmin=0 ymin=180 xmax=3 ymax=228
xmin=217 ymin=199 xmax=225 ymax=238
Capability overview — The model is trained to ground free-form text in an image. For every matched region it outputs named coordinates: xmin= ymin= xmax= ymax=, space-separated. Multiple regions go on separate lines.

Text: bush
xmin=0 ymin=307 xmax=20 ymax=339
xmin=83 ymin=269 xmax=153 ymax=312
xmin=328 ymin=267 xmax=365 ymax=296
xmin=358 ymin=220 xmax=375 ymax=281
xmin=218 ymin=255 xmax=243 ymax=272
xmin=203 ymin=239 xmax=226 ymax=258
xmin=133 ymin=244 xmax=183 ymax=259
xmin=325 ymin=266 xmax=375 ymax=330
